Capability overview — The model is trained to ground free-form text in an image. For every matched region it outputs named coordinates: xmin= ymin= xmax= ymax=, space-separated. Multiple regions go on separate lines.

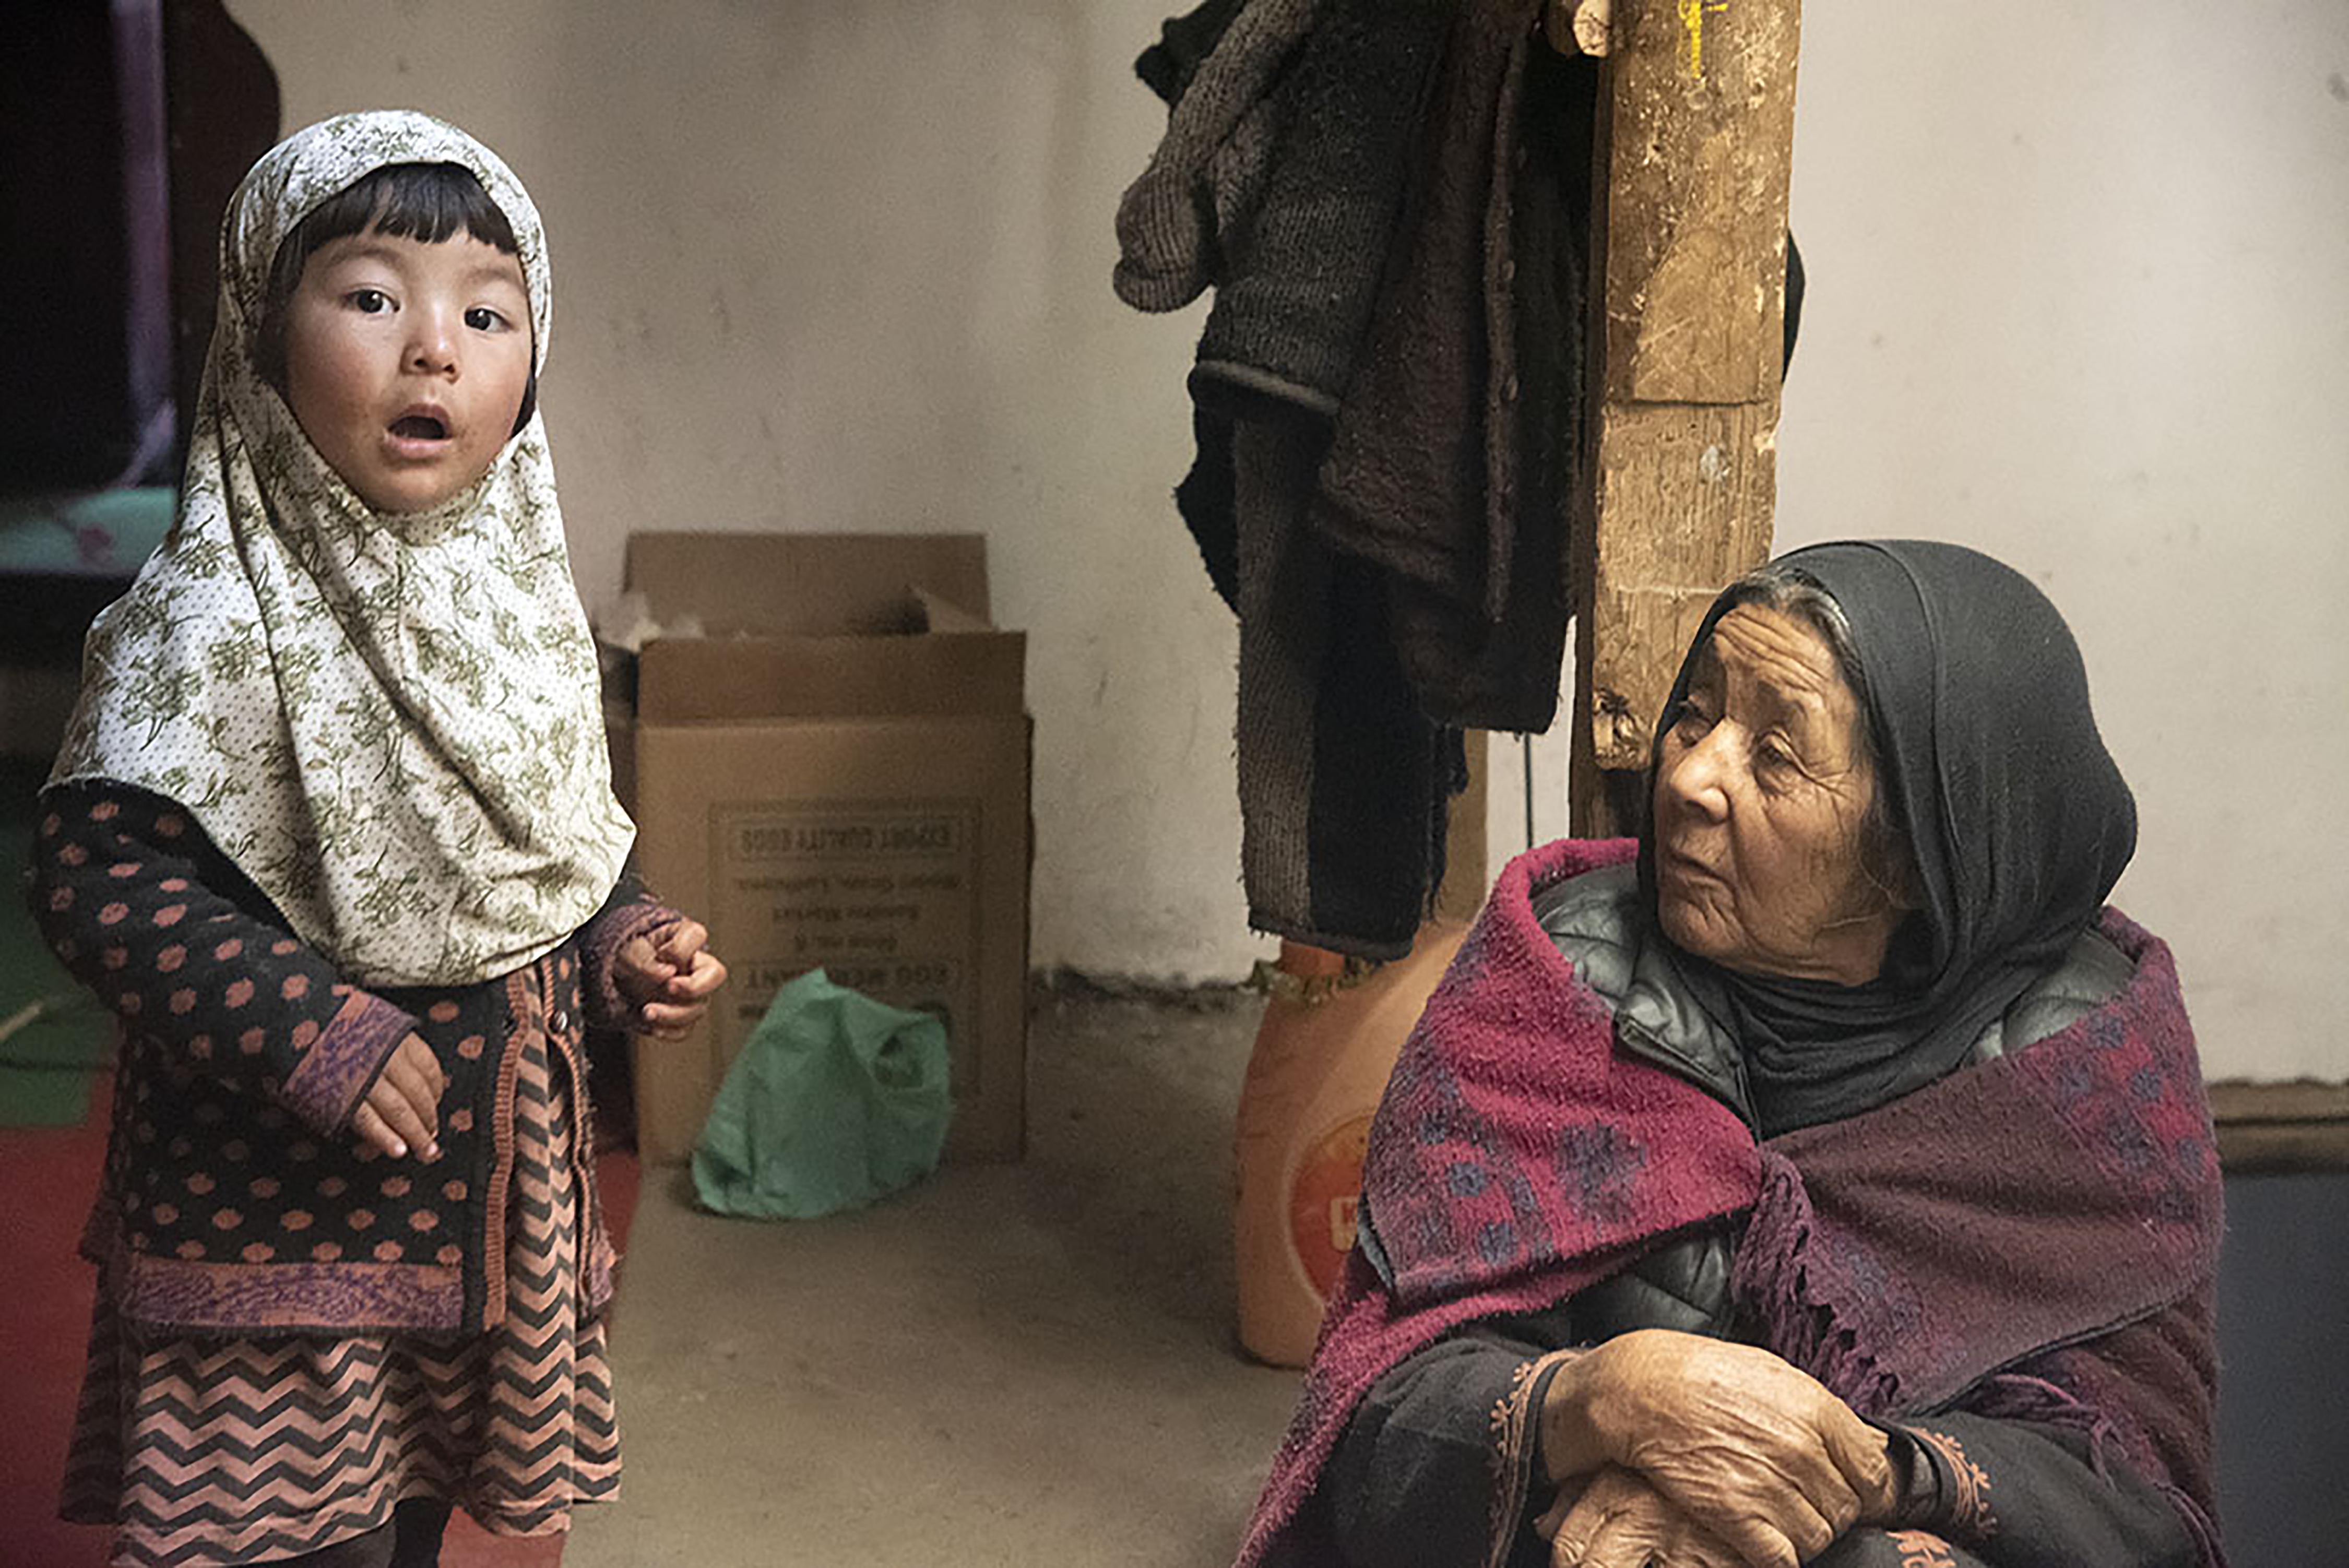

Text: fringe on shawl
xmin=1729 ymin=1148 xmax=1903 ymax=1418
xmin=1737 ymin=1150 xmax=2228 ymax=1568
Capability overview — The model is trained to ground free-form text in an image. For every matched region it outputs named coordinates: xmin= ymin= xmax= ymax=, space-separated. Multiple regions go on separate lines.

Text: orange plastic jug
xmin=1233 ymin=922 xmax=1469 ymax=1367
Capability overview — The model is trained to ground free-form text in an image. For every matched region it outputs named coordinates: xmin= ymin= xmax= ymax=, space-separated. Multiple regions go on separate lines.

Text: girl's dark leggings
xmin=263 ymin=1499 xmax=453 ymax=1566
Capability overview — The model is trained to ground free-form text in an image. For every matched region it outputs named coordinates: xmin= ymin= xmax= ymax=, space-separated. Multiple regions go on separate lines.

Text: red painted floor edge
xmin=0 ymin=1090 xmax=111 ymax=1568
xmin=0 ymin=1074 xmax=644 ymax=1568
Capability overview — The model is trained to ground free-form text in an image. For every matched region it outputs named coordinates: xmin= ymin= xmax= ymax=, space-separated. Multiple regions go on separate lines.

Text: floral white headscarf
xmin=51 ymin=110 xmax=635 ymax=988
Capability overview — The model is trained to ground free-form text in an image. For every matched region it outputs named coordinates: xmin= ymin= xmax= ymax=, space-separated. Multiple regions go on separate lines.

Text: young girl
xmin=33 ymin=110 xmax=726 ymax=1567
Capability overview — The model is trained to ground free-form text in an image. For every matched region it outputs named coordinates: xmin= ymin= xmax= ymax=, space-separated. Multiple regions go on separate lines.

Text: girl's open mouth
xmin=389 ymin=414 xmax=449 ymax=441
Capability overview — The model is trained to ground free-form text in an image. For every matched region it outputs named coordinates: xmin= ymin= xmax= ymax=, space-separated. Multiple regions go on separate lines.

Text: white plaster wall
xmin=1776 ymin=5 xmax=2349 ymax=1080
xmin=227 ymin=2 xmax=2347 ymax=1076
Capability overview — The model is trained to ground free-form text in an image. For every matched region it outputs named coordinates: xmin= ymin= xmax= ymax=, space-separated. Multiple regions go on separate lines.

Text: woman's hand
xmin=351 ymin=1033 xmax=445 ymax=1161
xmin=1541 ymin=1329 xmax=1895 ymax=1568
xmin=616 ymin=919 xmax=728 ymax=1040
xmin=1541 ymin=1466 xmax=1742 ymax=1568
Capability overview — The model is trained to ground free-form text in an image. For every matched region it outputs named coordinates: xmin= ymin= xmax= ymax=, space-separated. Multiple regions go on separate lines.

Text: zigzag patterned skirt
xmin=62 ymin=1035 xmax=620 ymax=1566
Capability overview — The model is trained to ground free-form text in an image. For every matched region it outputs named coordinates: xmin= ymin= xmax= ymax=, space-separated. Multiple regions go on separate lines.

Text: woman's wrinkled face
xmin=1651 ymin=604 xmax=1907 ymax=985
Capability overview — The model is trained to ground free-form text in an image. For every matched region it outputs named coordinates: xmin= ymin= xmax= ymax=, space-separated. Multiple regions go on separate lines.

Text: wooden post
xmin=1568 ymin=0 xmax=1802 ymax=837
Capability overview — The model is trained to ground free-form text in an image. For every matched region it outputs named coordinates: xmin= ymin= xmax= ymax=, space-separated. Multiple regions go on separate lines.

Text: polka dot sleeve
xmin=29 ymin=781 xmax=417 ymax=1135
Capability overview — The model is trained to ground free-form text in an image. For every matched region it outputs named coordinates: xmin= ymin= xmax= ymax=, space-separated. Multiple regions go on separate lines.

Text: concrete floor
xmin=568 ymin=990 xmax=1301 ymax=1568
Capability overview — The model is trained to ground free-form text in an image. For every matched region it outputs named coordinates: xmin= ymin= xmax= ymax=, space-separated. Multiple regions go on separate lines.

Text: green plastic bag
xmin=691 ymin=968 xmax=953 ymax=1219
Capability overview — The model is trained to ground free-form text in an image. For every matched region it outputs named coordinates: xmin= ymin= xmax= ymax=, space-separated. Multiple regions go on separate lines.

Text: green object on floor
xmin=691 ymin=968 xmax=953 ymax=1220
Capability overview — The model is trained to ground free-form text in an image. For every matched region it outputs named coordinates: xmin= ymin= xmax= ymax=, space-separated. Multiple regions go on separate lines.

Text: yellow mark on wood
xmin=1679 ymin=0 xmax=1728 ymax=78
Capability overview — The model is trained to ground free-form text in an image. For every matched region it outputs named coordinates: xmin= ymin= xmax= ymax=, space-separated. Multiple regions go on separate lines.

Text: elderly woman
xmin=1234 ymin=541 xmax=2222 ymax=1568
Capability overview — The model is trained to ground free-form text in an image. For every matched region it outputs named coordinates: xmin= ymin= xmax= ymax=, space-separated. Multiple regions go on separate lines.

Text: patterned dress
xmin=38 ymin=785 xmax=666 ymax=1566
xmin=63 ymin=1033 xmax=618 ymax=1564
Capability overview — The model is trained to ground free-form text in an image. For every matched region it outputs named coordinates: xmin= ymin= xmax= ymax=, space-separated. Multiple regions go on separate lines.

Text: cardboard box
xmin=613 ymin=533 xmax=1030 ymax=1165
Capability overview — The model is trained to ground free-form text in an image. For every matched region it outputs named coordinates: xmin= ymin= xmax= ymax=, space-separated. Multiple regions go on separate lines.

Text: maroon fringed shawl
xmin=1234 ymin=839 xmax=2223 ymax=1568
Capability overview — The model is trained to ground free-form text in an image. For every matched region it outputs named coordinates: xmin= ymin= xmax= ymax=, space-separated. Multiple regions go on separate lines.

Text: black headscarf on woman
xmin=1641 ymin=539 xmax=2139 ymax=1136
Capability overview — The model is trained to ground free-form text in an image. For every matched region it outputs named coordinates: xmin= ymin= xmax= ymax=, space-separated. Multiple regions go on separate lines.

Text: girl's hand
xmin=616 ymin=920 xmax=728 ymax=1040
xmin=351 ymin=1033 xmax=445 ymax=1161
xmin=1540 ymin=1466 xmax=1741 ymax=1568
xmin=1540 ymin=1329 xmax=1894 ymax=1568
